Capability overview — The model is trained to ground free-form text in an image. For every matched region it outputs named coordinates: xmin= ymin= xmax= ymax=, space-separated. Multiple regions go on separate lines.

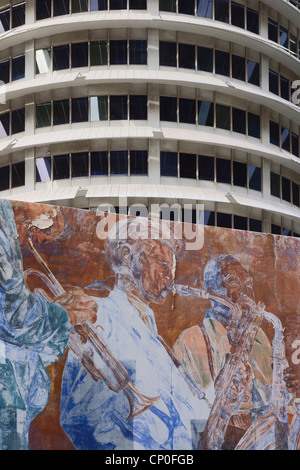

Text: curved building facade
xmin=0 ymin=0 xmax=299 ymax=236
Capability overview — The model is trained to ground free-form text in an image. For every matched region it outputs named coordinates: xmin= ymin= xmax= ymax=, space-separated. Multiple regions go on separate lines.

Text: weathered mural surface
xmin=1 ymin=198 xmax=300 ymax=451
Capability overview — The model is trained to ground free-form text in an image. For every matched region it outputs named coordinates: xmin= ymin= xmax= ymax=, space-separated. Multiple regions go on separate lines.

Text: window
xmin=72 ymin=0 xmax=89 ymax=13
xmin=0 ymin=165 xmax=9 ymax=191
xmin=36 ymin=0 xmax=51 ymax=20
xmin=179 ymin=43 xmax=195 ymax=69
xmin=293 ymin=182 xmax=300 ymax=207
xmin=0 ymin=8 xmax=10 ymax=33
xmin=198 ymin=101 xmax=214 ymax=126
xmin=159 ymin=0 xmax=176 ymax=12
xmin=53 ymin=100 xmax=70 ymax=125
xmin=249 ymin=219 xmax=261 ymax=232
xmin=53 ymin=155 xmax=70 ymax=180
xmin=110 ymin=95 xmax=128 ymax=120
xmin=248 ymin=113 xmax=260 ymax=139
xmin=11 ymin=161 xmax=25 ymax=188
xmin=36 ymin=49 xmax=52 ymax=74
xmin=12 ymin=55 xmax=25 ymax=81
xmin=280 ymin=76 xmax=290 ymax=101
xmin=178 ymin=0 xmax=195 ymax=15
xmin=91 ymin=151 xmax=108 ymax=176
xmin=197 ymin=46 xmax=213 ymax=72
xmin=36 ymin=102 xmax=51 ymax=128
xmin=110 ymin=150 xmax=128 ymax=175
xmin=269 ymin=70 xmax=279 ymax=95
xmin=271 ymin=224 xmax=281 ymax=235
xmin=234 ymin=215 xmax=247 ymax=231
xmin=0 ymin=113 xmax=9 ymax=137
xmin=233 ymin=161 xmax=247 ymax=187
xmin=215 ymin=0 xmax=229 ymax=23
xmin=281 ymin=126 xmax=290 ymax=152
xmin=271 ymin=172 xmax=280 ymax=197
xmin=12 ymin=3 xmax=25 ymax=28
xmin=247 ymin=60 xmax=259 ymax=86
xmin=232 ymin=108 xmax=246 ymax=134
xmin=217 ymin=212 xmax=232 ymax=228
xmin=36 ymin=157 xmax=52 ymax=183
xmin=72 ymin=152 xmax=89 ymax=178
xmin=232 ymin=55 xmax=245 ymax=81
xmin=198 ymin=155 xmax=214 ymax=181
xmin=160 ymin=151 xmax=178 ymax=177
xmin=11 ymin=108 xmax=25 ymax=134
xmin=204 ymin=211 xmax=215 ymax=226
xmin=231 ymin=2 xmax=245 ymax=29
xmin=216 ymin=158 xmax=231 ymax=184
xmin=110 ymin=40 xmax=127 ymax=65
xmin=53 ymin=45 xmax=70 ymax=70
xmin=282 ymin=177 xmax=291 ymax=202
xmin=0 ymin=60 xmax=10 ymax=84
xmin=270 ymin=121 xmax=279 ymax=146
xmin=129 ymin=95 xmax=147 ymax=120
xmin=292 ymin=133 xmax=299 ymax=157
xmin=180 ymin=153 xmax=196 ymax=179
xmin=129 ymin=40 xmax=147 ymax=65
xmin=110 ymin=0 xmax=127 ymax=9
xmin=248 ymin=166 xmax=261 ymax=191
xmin=160 ymin=96 xmax=177 ymax=122
xmin=197 ymin=0 xmax=213 ymax=18
xmin=215 ymin=50 xmax=230 ymax=76
xmin=268 ymin=19 xmax=278 ymax=43
xmin=280 ymin=26 xmax=288 ymax=48
xmin=54 ymin=0 xmax=70 ymax=16
xmin=179 ymin=98 xmax=196 ymax=124
xmin=129 ymin=0 xmax=147 ymax=9
xmin=159 ymin=42 xmax=177 ymax=67
xmin=71 ymin=43 xmax=88 ymax=68
xmin=216 ymin=104 xmax=230 ymax=130
xmin=72 ymin=97 xmax=89 ymax=122
xmin=130 ymin=150 xmax=148 ymax=175
xmin=246 ymin=8 xmax=259 ymax=34
xmin=90 ymin=96 xmax=108 ymax=121
xmin=90 ymin=41 xmax=108 ymax=66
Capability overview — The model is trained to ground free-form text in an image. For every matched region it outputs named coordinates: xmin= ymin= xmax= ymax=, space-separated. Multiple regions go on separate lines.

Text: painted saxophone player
xmin=173 ymin=254 xmax=300 ymax=450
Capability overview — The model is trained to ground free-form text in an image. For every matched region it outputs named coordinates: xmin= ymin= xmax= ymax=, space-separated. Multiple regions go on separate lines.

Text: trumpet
xmin=24 ymin=238 xmax=160 ymax=422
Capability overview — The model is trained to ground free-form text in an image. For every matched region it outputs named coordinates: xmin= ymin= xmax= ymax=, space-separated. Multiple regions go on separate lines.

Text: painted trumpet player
xmin=0 ymin=198 xmax=300 ymax=450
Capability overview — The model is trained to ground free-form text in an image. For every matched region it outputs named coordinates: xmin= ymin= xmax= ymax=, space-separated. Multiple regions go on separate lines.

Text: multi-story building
xmin=0 ymin=0 xmax=299 ymax=236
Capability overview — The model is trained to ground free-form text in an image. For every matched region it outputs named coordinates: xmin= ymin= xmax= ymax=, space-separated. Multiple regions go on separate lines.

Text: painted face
xmin=137 ymin=240 xmax=175 ymax=304
xmin=221 ymin=261 xmax=254 ymax=306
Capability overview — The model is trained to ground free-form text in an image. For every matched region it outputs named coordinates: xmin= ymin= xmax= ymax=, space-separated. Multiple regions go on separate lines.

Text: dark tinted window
xmin=216 ymin=104 xmax=230 ymax=130
xmin=198 ymin=155 xmax=214 ymax=181
xmin=71 ymin=42 xmax=88 ymax=68
xmin=11 ymin=161 xmax=25 ymax=188
xmin=72 ymin=152 xmax=89 ymax=178
xmin=248 ymin=113 xmax=260 ymax=139
xmin=280 ymin=76 xmax=289 ymax=101
xmin=268 ymin=19 xmax=278 ymax=42
xmin=233 ymin=161 xmax=247 ymax=187
xmin=54 ymin=0 xmax=70 ymax=15
xmin=179 ymin=43 xmax=195 ymax=69
xmin=215 ymin=50 xmax=230 ymax=76
xmin=110 ymin=0 xmax=127 ymax=9
xmin=269 ymin=69 xmax=279 ymax=95
xmin=53 ymin=155 xmax=70 ymax=180
xmin=0 ymin=165 xmax=9 ymax=191
xmin=160 ymin=96 xmax=177 ymax=121
xmin=0 ymin=60 xmax=10 ymax=84
xmin=129 ymin=40 xmax=147 ymax=64
xmin=53 ymin=100 xmax=70 ymax=125
xmin=110 ymin=40 xmax=127 ymax=65
xmin=282 ymin=176 xmax=291 ymax=202
xmin=248 ymin=165 xmax=261 ymax=191
xmin=160 ymin=151 xmax=178 ymax=177
xmin=91 ymin=0 xmax=108 ymax=10
xmin=270 ymin=121 xmax=279 ymax=146
xmin=217 ymin=212 xmax=232 ymax=228
xmin=110 ymin=95 xmax=128 ymax=120
xmin=216 ymin=158 xmax=231 ymax=184
xmin=215 ymin=0 xmax=229 ymax=23
xmin=178 ymin=0 xmax=195 ymax=15
xmin=110 ymin=150 xmax=128 ymax=175
xmin=179 ymin=98 xmax=196 ymax=124
xmin=231 ymin=2 xmax=245 ymax=28
xmin=72 ymin=0 xmax=88 ymax=12
xmin=36 ymin=157 xmax=51 ymax=183
xmin=204 ymin=211 xmax=215 ymax=226
xmin=11 ymin=108 xmax=25 ymax=134
xmin=36 ymin=0 xmax=51 ymax=20
xmin=292 ymin=133 xmax=299 ymax=157
xmin=249 ymin=219 xmax=262 ymax=232
xmin=232 ymin=108 xmax=246 ymax=134
xmin=281 ymin=126 xmax=290 ymax=152
xmin=293 ymin=182 xmax=300 ymax=207
xmin=159 ymin=41 xmax=176 ymax=67
xmin=129 ymin=95 xmax=147 ymax=120
xmin=0 ymin=113 xmax=10 ymax=137
xmin=90 ymin=41 xmax=108 ymax=66
xmin=197 ymin=0 xmax=212 ymax=18
xmin=197 ymin=46 xmax=213 ymax=72
xmin=159 ymin=0 xmax=176 ymax=12
xmin=72 ymin=97 xmax=89 ymax=122
xmin=12 ymin=55 xmax=25 ymax=81
xmin=91 ymin=151 xmax=108 ymax=176
xmin=36 ymin=102 xmax=51 ymax=128
xmin=198 ymin=101 xmax=214 ymax=126
xmin=130 ymin=150 xmax=148 ymax=175
xmin=12 ymin=3 xmax=25 ymax=28
xmin=129 ymin=0 xmax=147 ymax=8
xmin=0 ymin=9 xmax=10 ymax=33
xmin=247 ymin=8 xmax=259 ymax=34
xmin=53 ymin=45 xmax=70 ymax=70
xmin=247 ymin=60 xmax=259 ymax=86
xmin=180 ymin=153 xmax=196 ymax=179
xmin=271 ymin=172 xmax=280 ymax=197
xmin=232 ymin=55 xmax=245 ymax=81
xmin=234 ymin=215 xmax=247 ymax=231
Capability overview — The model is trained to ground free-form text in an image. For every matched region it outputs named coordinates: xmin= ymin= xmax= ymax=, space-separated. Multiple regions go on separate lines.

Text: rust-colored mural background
xmin=6 ymin=201 xmax=300 ymax=450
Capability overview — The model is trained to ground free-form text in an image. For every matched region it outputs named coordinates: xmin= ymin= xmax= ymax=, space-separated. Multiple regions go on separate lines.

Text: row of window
xmin=35 ymin=95 xmax=148 ymax=128
xmin=36 ymin=40 xmax=147 ymax=74
xmin=271 ymin=172 xmax=300 ymax=207
xmin=0 ymin=55 xmax=25 ymax=84
xmin=159 ymin=0 xmax=259 ymax=35
xmin=270 ymin=120 xmax=299 ymax=157
xmin=0 ymin=108 xmax=25 ymax=137
xmin=161 ymin=152 xmax=261 ymax=190
xmin=36 ymin=0 xmax=147 ymax=20
xmin=0 ymin=3 xmax=25 ymax=33
xmin=160 ymin=97 xmax=261 ymax=139
xmin=160 ymin=42 xmax=260 ymax=86
xmin=269 ymin=69 xmax=295 ymax=103
xmin=268 ymin=18 xmax=299 ymax=58
xmin=0 ymin=161 xmax=25 ymax=191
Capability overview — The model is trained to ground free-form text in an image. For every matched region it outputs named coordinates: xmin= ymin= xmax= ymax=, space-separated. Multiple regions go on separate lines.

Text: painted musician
xmin=0 ymin=200 xmax=97 ymax=450
xmin=59 ymin=217 xmax=211 ymax=450
xmin=173 ymin=254 xmax=298 ymax=448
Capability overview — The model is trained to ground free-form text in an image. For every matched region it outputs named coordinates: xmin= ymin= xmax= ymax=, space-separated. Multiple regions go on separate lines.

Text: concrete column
xmin=25 ymin=0 xmax=35 ymax=25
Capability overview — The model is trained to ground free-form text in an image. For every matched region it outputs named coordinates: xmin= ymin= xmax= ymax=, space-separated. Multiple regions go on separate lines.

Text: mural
xmin=0 ymin=198 xmax=300 ymax=450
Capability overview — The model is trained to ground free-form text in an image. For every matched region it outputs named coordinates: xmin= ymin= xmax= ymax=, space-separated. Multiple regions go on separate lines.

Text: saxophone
xmin=170 ymin=284 xmax=265 ymax=450
xmin=236 ymin=312 xmax=295 ymax=450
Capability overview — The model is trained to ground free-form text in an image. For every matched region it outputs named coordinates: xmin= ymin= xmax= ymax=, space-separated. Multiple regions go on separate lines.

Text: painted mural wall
xmin=0 ymin=198 xmax=300 ymax=451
